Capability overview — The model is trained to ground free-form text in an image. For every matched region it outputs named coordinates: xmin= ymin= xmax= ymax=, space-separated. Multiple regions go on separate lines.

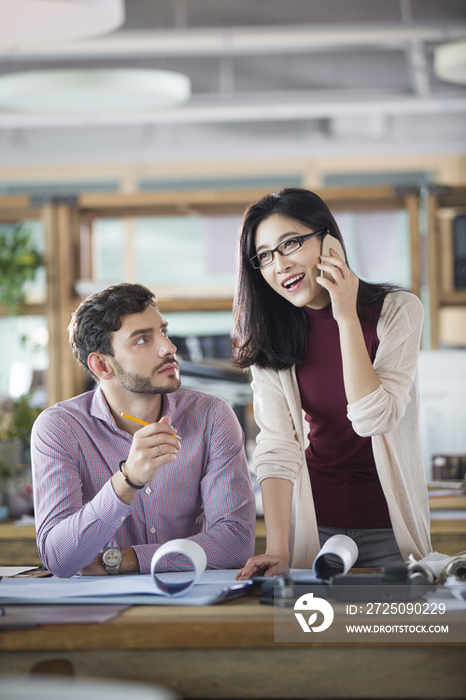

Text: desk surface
xmin=1 ymin=594 xmax=466 ymax=699
xmin=4 ymin=596 xmax=271 ymax=652
xmin=0 ymin=593 xmax=464 ymax=651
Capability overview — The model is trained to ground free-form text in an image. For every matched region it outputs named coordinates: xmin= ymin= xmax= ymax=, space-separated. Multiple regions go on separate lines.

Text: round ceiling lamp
xmin=0 ymin=69 xmax=191 ymax=112
xmin=434 ymin=40 xmax=466 ymax=86
xmin=0 ymin=0 xmax=125 ymax=51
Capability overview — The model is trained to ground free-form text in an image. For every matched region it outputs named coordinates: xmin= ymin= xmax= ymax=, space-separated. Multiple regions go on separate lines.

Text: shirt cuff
xmin=89 ymin=478 xmax=132 ymax=527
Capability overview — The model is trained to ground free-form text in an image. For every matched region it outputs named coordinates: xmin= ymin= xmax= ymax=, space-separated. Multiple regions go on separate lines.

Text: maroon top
xmin=296 ymin=303 xmax=391 ymax=528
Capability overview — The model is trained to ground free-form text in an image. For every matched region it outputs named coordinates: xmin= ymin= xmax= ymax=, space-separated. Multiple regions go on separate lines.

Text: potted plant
xmin=1 ymin=393 xmax=42 ymax=444
xmin=0 ymin=224 xmax=43 ymax=314
xmin=0 ymin=392 xmax=42 ymax=518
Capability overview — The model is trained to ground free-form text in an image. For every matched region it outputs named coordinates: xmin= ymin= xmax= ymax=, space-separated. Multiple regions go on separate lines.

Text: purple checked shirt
xmin=32 ymin=386 xmax=255 ymax=578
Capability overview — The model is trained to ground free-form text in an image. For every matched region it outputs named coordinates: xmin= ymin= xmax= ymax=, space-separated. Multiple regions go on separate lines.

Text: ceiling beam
xmin=0 ymin=91 xmax=465 ymax=128
xmin=1 ymin=24 xmax=466 ymax=60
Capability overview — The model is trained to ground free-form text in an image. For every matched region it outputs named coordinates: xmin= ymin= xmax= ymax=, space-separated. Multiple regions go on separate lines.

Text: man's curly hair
xmin=68 ymin=283 xmax=156 ymax=380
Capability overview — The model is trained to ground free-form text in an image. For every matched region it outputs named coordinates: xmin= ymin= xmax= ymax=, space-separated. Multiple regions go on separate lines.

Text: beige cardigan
xmin=251 ymin=291 xmax=432 ymax=567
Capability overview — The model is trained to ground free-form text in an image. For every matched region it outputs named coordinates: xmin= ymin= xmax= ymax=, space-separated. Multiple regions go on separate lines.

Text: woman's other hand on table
xmin=235 ymin=553 xmax=290 ymax=580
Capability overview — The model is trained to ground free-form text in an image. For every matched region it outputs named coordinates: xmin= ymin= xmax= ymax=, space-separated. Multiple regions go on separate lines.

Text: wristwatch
xmin=102 ymin=547 xmax=122 ymax=575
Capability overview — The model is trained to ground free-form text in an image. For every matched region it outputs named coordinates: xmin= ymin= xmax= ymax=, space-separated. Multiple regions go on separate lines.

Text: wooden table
xmin=0 ymin=593 xmax=465 ymax=699
xmin=1 ymin=508 xmax=465 ymax=699
xmin=0 ymin=522 xmax=41 ymax=566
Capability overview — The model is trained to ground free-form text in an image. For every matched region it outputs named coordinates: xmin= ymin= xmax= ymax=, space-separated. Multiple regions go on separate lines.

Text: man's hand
xmin=112 ymin=416 xmax=181 ymax=504
xmin=78 ymin=547 xmax=139 ymax=576
xmin=124 ymin=416 xmax=180 ymax=484
xmin=78 ymin=553 xmax=107 ymax=576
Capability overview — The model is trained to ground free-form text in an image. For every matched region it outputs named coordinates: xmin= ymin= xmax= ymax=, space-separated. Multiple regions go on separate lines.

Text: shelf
xmin=429 ymin=495 xmax=466 ymax=510
xmin=439 ymin=291 xmax=466 ymax=305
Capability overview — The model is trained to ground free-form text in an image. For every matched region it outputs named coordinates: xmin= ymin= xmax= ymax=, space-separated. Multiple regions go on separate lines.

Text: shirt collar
xmin=90 ymin=386 xmax=119 ymax=429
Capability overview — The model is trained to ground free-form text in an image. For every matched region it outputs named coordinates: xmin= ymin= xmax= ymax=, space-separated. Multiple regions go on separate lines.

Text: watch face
xmin=103 ymin=548 xmax=122 ymax=567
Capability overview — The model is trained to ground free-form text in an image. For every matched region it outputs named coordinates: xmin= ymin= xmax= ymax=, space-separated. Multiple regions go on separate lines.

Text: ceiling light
xmin=0 ymin=69 xmax=191 ymax=112
xmin=434 ymin=40 xmax=466 ymax=86
xmin=0 ymin=0 xmax=125 ymax=51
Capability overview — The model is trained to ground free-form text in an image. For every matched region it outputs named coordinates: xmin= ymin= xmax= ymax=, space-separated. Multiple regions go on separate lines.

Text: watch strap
xmin=106 ymin=562 xmax=120 ymax=575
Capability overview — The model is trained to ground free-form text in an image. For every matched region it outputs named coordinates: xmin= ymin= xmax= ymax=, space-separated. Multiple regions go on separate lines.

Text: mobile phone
xmin=320 ymin=234 xmax=346 ymax=280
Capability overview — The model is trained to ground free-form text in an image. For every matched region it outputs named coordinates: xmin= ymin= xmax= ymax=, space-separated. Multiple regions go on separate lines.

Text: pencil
xmin=120 ymin=412 xmax=182 ymax=439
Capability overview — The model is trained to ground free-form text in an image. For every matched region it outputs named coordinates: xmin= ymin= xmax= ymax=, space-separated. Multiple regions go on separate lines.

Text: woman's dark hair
xmin=231 ymin=187 xmax=401 ymax=370
xmin=68 ymin=283 xmax=156 ymax=380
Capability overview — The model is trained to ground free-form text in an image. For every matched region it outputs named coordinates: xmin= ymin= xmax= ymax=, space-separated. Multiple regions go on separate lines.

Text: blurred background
xmin=0 ymin=0 xmax=465 ymax=517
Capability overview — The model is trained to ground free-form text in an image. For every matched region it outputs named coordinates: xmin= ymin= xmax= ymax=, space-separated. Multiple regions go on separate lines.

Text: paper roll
xmin=439 ymin=552 xmax=466 ymax=583
xmin=150 ymin=539 xmax=207 ymax=596
xmin=313 ymin=534 xmax=359 ymax=579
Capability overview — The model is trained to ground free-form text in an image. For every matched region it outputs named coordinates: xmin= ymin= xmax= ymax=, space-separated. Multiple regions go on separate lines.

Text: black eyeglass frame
xmin=250 ymin=227 xmax=328 ymax=269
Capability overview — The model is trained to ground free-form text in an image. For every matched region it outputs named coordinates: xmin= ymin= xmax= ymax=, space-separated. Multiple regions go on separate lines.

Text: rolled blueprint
xmin=439 ymin=552 xmax=466 ymax=582
xmin=150 ymin=538 xmax=207 ymax=596
xmin=313 ymin=534 xmax=359 ymax=579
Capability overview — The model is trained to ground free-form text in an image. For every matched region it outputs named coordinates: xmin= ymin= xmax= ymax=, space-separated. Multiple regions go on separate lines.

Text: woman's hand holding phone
xmin=319 ymin=233 xmax=346 ymax=280
xmin=317 ymin=234 xmax=359 ymax=323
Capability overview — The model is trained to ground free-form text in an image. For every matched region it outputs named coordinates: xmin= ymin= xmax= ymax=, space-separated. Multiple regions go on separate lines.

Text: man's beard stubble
xmin=112 ymin=357 xmax=181 ymax=395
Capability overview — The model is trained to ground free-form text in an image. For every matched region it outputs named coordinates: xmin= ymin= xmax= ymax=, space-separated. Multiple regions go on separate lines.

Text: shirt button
xmin=120 ymin=516 xmax=125 ymax=522
xmin=145 ymin=487 xmax=152 ymax=494
xmin=150 ymin=527 xmax=156 ymax=534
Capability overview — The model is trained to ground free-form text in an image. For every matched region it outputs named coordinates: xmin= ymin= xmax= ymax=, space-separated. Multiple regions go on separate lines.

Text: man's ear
xmin=87 ymin=352 xmax=115 ymax=381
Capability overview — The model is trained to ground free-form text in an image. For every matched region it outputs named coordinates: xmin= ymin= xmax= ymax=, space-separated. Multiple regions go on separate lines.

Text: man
xmin=32 ymin=283 xmax=255 ymax=577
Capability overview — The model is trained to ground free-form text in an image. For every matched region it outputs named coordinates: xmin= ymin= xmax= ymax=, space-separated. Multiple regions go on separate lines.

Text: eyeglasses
xmin=250 ymin=228 xmax=328 ymax=269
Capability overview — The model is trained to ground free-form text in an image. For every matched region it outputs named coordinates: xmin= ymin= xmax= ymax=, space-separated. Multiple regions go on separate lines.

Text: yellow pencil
xmin=120 ymin=412 xmax=182 ymax=439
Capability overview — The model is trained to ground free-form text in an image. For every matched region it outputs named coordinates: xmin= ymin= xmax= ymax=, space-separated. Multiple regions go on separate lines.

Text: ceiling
xmin=0 ymin=0 xmax=466 ymax=170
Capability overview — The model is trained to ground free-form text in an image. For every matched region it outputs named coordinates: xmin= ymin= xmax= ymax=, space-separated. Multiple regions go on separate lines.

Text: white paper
xmin=409 ymin=550 xmax=466 ymax=583
xmin=0 ymin=566 xmax=39 ymax=577
xmin=0 ymin=574 xmax=160 ymax=600
xmin=150 ymin=538 xmax=207 ymax=596
xmin=0 ymin=540 xmax=244 ymax=604
xmin=157 ymin=569 xmax=240 ymax=585
xmin=0 ymin=571 xmax=251 ymax=607
xmin=313 ymin=534 xmax=359 ymax=578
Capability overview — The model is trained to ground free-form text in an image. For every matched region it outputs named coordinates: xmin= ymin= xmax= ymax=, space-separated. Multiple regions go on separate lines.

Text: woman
xmin=232 ymin=187 xmax=431 ymax=578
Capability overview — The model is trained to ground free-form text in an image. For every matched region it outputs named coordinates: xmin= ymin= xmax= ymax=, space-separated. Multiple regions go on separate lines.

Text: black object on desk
xmin=257 ymin=562 xmax=436 ymax=605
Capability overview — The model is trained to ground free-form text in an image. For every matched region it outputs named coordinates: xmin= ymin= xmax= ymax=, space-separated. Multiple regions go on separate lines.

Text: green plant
xmin=0 ymin=393 xmax=42 ymax=443
xmin=0 ymin=459 xmax=11 ymax=480
xmin=0 ymin=224 xmax=43 ymax=314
